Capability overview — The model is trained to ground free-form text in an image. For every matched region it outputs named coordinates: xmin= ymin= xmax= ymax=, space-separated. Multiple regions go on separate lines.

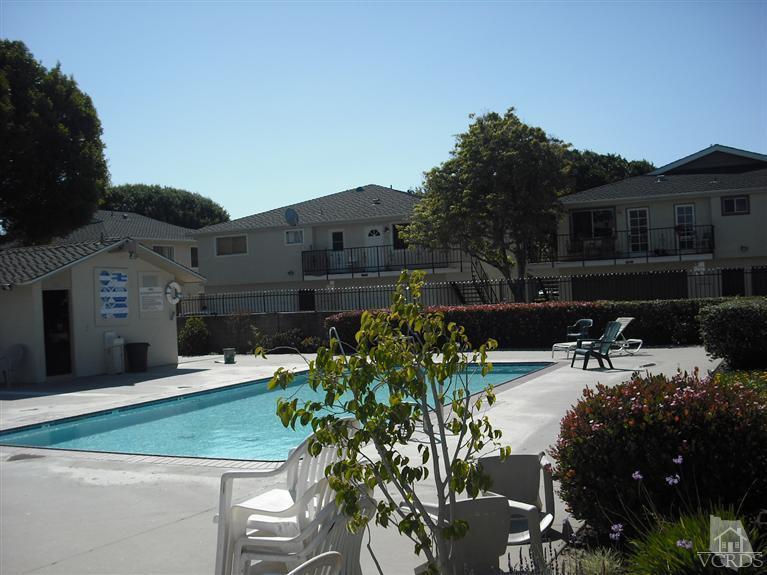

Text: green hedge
xmin=699 ymin=298 xmax=767 ymax=369
xmin=325 ymin=298 xmax=731 ymax=349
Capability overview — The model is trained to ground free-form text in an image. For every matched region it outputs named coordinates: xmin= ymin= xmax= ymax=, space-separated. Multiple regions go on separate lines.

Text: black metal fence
xmin=529 ymin=225 xmax=715 ymax=265
xmin=178 ymin=267 xmax=767 ymax=317
xmin=301 ymin=244 xmax=465 ymax=279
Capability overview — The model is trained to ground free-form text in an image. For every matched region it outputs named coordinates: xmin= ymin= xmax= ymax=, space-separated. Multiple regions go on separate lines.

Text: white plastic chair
xmin=286 ymin=551 xmax=342 ymax=575
xmin=0 ymin=344 xmax=25 ymax=387
xmin=237 ymin=498 xmax=372 ymax=575
xmin=215 ymin=437 xmax=343 ymax=575
xmin=478 ymin=453 xmax=556 ymax=572
xmin=412 ymin=493 xmax=511 ymax=575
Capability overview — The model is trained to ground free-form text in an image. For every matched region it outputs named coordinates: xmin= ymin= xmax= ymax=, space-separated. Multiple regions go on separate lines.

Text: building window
xmin=190 ymin=247 xmax=199 ymax=268
xmin=721 ymin=195 xmax=749 ymax=215
xmin=393 ymin=224 xmax=409 ymax=250
xmin=331 ymin=231 xmax=344 ymax=251
xmin=570 ymin=209 xmax=615 ymax=238
xmin=216 ymin=235 xmax=247 ymax=256
xmin=152 ymin=245 xmax=175 ymax=261
xmin=285 ymin=229 xmax=304 ymax=245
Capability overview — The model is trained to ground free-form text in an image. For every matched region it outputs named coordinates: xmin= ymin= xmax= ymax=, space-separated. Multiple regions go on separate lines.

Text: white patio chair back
xmin=447 ymin=494 xmax=511 ymax=573
xmin=479 ymin=453 xmax=556 ymax=573
xmin=615 ymin=317 xmax=634 ymax=338
xmin=286 ymin=551 xmax=342 ymax=575
xmin=287 ymin=442 xmax=340 ymax=502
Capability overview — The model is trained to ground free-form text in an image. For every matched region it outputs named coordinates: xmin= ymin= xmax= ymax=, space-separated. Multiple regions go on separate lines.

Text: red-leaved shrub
xmin=551 ymin=371 xmax=767 ymax=534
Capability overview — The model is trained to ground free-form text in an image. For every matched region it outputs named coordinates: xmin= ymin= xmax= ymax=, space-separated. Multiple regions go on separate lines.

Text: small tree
xmin=266 ymin=271 xmax=509 ymax=574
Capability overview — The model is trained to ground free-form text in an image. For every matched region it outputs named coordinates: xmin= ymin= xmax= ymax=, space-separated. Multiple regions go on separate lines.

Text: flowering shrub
xmin=699 ymin=298 xmax=767 ymax=369
xmin=326 ymin=298 xmax=728 ymax=350
xmin=551 ymin=371 xmax=767 ymax=535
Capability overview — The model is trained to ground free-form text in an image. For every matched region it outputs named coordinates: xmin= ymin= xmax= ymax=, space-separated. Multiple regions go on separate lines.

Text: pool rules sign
xmin=98 ymin=269 xmax=129 ymax=320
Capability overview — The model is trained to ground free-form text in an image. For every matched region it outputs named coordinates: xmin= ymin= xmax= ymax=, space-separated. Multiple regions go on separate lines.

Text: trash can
xmin=125 ymin=342 xmax=150 ymax=373
xmin=104 ymin=332 xmax=125 ymax=374
xmin=223 ymin=348 xmax=236 ymax=364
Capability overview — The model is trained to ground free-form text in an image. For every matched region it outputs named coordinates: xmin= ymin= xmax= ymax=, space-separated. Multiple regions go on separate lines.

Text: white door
xmin=627 ymin=208 xmax=649 ymax=255
xmin=675 ymin=204 xmax=696 ymax=251
xmin=364 ymin=226 xmax=384 ymax=271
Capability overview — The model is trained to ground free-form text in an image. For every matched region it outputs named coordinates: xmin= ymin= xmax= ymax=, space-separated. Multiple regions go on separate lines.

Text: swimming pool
xmin=0 ymin=362 xmax=551 ymax=460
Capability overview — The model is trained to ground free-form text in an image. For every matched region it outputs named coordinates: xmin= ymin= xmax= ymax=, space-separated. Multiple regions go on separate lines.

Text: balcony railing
xmin=530 ymin=225 xmax=715 ymax=264
xmin=302 ymin=244 xmax=465 ymax=279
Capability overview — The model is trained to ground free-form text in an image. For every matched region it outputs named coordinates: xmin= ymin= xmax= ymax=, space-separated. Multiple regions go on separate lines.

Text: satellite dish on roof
xmin=284 ymin=208 xmax=299 ymax=226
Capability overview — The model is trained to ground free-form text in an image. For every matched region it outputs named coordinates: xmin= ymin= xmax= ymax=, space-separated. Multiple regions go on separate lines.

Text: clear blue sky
xmin=2 ymin=1 xmax=765 ymax=220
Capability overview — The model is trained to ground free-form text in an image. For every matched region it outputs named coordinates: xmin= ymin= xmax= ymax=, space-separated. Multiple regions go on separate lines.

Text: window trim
xmin=392 ymin=223 xmax=409 ymax=250
xmin=284 ymin=228 xmax=305 ymax=246
xmin=721 ymin=195 xmax=750 ymax=216
xmin=152 ymin=244 xmax=175 ymax=261
xmin=190 ymin=246 xmax=199 ymax=268
xmin=329 ymin=229 xmax=345 ymax=251
xmin=215 ymin=234 xmax=248 ymax=257
xmin=569 ymin=208 xmax=616 ymax=239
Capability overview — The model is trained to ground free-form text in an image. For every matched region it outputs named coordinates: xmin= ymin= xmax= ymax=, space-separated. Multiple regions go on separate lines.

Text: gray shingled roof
xmin=561 ymin=167 xmax=767 ymax=205
xmin=54 ymin=210 xmax=194 ymax=244
xmin=193 ymin=184 xmax=418 ymax=235
xmin=0 ymin=240 xmax=122 ymax=285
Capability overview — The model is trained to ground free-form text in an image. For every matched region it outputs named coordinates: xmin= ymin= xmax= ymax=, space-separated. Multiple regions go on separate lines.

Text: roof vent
xmin=655 ymin=175 xmax=667 ymax=183
xmin=372 ymin=198 xmax=381 ymax=205
xmin=355 ymin=186 xmax=365 ymax=192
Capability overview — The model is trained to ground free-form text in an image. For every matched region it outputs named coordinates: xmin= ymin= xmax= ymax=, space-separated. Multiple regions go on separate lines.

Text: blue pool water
xmin=0 ymin=362 xmax=550 ymax=460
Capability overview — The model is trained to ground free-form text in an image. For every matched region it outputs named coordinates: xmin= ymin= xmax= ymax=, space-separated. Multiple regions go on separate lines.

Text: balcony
xmin=530 ymin=225 xmax=715 ymax=265
xmin=302 ymin=244 xmax=465 ymax=279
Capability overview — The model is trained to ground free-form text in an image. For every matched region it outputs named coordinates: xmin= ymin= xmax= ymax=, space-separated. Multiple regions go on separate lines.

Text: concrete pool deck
xmin=1 ymin=348 xmax=718 ymax=575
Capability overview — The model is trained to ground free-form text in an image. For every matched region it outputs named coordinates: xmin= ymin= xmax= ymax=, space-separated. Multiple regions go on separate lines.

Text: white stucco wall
xmin=0 ymin=248 xmax=183 ymax=384
xmin=68 ymin=250 xmax=179 ymax=378
xmin=0 ymin=282 xmax=45 ymax=383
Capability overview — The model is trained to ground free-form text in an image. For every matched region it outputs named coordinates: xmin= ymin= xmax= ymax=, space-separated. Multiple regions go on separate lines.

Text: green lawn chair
xmin=571 ymin=321 xmax=622 ymax=370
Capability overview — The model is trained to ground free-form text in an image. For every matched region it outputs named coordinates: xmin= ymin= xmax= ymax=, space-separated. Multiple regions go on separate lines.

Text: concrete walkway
xmin=0 ymin=348 xmax=717 ymax=575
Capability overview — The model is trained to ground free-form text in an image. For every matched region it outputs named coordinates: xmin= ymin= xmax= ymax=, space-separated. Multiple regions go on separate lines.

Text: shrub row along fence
xmin=178 ymin=267 xmax=767 ymax=317
xmin=325 ymin=298 xmax=754 ymax=349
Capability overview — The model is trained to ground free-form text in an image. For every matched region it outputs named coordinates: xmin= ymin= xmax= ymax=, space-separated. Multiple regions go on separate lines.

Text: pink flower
xmin=632 ymin=470 xmax=643 ymax=481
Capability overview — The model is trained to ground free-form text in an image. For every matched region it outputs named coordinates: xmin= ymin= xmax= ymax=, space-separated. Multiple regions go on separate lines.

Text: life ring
xmin=165 ymin=281 xmax=182 ymax=304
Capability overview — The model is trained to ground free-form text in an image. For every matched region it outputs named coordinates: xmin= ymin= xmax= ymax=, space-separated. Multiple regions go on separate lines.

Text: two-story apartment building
xmin=528 ymin=145 xmax=767 ymax=280
xmin=193 ymin=185 xmax=473 ymax=294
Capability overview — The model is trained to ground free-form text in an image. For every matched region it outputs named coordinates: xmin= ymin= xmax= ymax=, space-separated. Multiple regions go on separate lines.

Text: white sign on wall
xmin=139 ymin=273 xmax=164 ymax=313
xmin=99 ymin=269 xmax=129 ymax=320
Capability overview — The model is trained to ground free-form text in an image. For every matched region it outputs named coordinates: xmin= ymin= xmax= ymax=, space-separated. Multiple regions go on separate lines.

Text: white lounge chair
xmin=236 ymin=498 xmax=372 ymax=575
xmin=479 ymin=453 xmax=556 ymax=572
xmin=286 ymin=551 xmax=342 ymax=575
xmin=0 ymin=344 xmax=25 ymax=387
xmin=215 ymin=435 xmax=344 ymax=575
xmin=613 ymin=317 xmax=643 ymax=354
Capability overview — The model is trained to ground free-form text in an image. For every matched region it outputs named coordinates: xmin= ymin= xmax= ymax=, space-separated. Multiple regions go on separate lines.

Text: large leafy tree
xmin=102 ymin=184 xmax=229 ymax=229
xmin=565 ymin=149 xmax=654 ymax=193
xmin=0 ymin=40 xmax=109 ymax=244
xmin=407 ymin=108 xmax=568 ymax=282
